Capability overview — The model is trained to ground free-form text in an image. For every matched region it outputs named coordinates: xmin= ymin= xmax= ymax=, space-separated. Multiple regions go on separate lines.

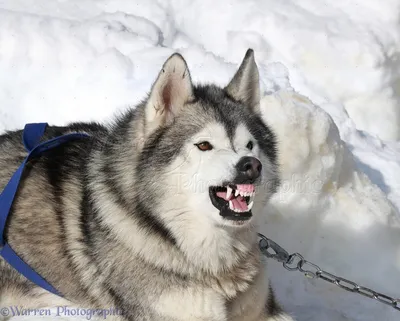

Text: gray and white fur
xmin=0 ymin=49 xmax=294 ymax=321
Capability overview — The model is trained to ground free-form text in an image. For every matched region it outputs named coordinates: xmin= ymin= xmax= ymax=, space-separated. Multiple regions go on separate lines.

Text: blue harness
xmin=0 ymin=123 xmax=89 ymax=297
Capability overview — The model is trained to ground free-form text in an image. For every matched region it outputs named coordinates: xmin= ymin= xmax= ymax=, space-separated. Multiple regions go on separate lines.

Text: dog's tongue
xmin=216 ymin=191 xmax=229 ymax=200
xmin=216 ymin=191 xmax=248 ymax=211
xmin=231 ymin=196 xmax=248 ymax=211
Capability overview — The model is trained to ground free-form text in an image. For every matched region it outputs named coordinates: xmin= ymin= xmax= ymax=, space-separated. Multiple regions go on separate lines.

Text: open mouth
xmin=209 ymin=184 xmax=255 ymax=222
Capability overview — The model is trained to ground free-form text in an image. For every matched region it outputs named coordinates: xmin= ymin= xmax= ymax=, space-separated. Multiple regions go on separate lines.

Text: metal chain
xmin=257 ymin=233 xmax=400 ymax=312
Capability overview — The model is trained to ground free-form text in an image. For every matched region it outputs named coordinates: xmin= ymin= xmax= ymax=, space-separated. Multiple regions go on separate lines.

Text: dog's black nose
xmin=235 ymin=156 xmax=262 ymax=183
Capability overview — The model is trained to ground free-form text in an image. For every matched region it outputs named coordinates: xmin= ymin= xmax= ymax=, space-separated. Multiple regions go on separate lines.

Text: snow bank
xmin=170 ymin=0 xmax=400 ymax=141
xmin=1 ymin=1 xmax=400 ymax=320
xmin=259 ymin=69 xmax=400 ymax=320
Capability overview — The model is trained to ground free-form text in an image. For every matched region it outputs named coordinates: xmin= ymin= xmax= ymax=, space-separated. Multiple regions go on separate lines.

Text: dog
xmin=0 ymin=49 xmax=294 ymax=321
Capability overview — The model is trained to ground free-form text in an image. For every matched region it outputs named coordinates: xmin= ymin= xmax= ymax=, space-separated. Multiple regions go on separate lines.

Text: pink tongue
xmin=215 ymin=191 xmax=248 ymax=211
xmin=216 ymin=191 xmax=228 ymax=200
xmin=231 ymin=197 xmax=248 ymax=211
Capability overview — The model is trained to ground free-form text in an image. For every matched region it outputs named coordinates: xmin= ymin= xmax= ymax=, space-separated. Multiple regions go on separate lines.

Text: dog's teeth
xmin=226 ymin=186 xmax=232 ymax=199
xmin=248 ymin=201 xmax=254 ymax=210
xmin=235 ymin=190 xmax=239 ymax=197
xmin=229 ymin=200 xmax=233 ymax=210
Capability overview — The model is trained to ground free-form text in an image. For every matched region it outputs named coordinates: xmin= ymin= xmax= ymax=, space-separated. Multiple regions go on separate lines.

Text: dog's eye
xmin=195 ymin=141 xmax=213 ymax=151
xmin=246 ymin=141 xmax=254 ymax=150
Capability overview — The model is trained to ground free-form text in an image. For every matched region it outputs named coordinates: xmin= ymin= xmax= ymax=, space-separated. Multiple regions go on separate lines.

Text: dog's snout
xmin=235 ymin=156 xmax=262 ymax=183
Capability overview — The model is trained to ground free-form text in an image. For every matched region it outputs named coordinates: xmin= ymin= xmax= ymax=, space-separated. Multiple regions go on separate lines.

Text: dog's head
xmin=136 ymin=49 xmax=279 ymax=228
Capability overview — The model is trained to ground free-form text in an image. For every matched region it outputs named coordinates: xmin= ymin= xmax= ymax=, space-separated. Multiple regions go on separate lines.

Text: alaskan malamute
xmin=0 ymin=49 xmax=294 ymax=321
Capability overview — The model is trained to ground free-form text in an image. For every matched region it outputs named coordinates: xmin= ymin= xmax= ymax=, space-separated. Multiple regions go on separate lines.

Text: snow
xmin=0 ymin=0 xmax=400 ymax=320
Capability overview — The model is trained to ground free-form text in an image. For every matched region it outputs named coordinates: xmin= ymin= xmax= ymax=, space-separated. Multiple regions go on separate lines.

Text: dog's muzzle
xmin=209 ymin=157 xmax=261 ymax=222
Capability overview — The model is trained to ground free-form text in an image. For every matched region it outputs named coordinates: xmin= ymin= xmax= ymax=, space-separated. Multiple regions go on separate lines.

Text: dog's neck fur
xmin=87 ymin=107 xmax=260 ymax=280
xmin=86 ymin=49 xmax=268 ymax=296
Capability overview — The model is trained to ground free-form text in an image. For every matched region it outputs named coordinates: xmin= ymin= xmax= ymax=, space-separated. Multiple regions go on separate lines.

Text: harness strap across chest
xmin=0 ymin=123 xmax=89 ymax=297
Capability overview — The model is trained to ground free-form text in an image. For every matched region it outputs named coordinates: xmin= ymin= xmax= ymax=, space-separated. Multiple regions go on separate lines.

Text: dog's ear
xmin=225 ymin=49 xmax=260 ymax=112
xmin=144 ymin=53 xmax=193 ymax=134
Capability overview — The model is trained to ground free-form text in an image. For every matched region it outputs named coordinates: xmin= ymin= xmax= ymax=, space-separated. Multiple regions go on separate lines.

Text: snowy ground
xmin=1 ymin=0 xmax=400 ymax=320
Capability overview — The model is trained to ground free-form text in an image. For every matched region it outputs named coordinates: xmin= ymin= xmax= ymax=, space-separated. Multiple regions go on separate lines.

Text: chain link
xmin=258 ymin=233 xmax=400 ymax=312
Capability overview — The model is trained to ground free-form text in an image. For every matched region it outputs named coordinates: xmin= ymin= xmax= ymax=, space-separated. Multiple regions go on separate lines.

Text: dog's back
xmin=0 ymin=123 xmax=109 ymax=307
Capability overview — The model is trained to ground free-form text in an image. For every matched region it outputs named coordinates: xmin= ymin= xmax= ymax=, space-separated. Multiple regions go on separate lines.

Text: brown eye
xmin=246 ymin=141 xmax=253 ymax=150
xmin=195 ymin=141 xmax=213 ymax=151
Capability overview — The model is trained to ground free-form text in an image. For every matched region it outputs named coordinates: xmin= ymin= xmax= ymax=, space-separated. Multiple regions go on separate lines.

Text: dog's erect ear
xmin=145 ymin=53 xmax=193 ymax=134
xmin=225 ymin=49 xmax=260 ymax=112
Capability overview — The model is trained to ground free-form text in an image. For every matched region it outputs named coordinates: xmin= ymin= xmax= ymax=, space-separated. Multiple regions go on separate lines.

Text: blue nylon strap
xmin=23 ymin=122 xmax=47 ymax=151
xmin=0 ymin=244 xmax=61 ymax=295
xmin=0 ymin=123 xmax=89 ymax=297
xmin=0 ymin=159 xmax=28 ymax=245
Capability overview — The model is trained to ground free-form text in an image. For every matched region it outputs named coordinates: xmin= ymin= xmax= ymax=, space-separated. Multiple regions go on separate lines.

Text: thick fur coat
xmin=0 ymin=49 xmax=294 ymax=321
